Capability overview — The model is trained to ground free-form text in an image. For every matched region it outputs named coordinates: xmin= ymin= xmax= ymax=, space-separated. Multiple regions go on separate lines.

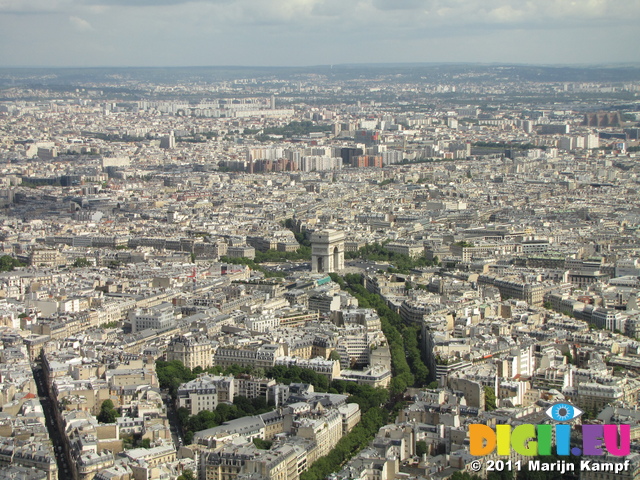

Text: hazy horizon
xmin=2 ymin=61 xmax=640 ymax=70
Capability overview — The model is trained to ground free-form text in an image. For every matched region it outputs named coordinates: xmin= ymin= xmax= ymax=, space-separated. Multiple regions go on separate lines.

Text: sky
xmin=1 ymin=0 xmax=639 ymax=67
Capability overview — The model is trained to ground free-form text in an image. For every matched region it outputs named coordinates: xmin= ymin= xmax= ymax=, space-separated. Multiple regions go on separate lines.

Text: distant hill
xmin=1 ymin=63 xmax=640 ymax=87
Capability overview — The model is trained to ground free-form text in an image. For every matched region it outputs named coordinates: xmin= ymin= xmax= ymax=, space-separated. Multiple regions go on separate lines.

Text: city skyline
xmin=1 ymin=39 xmax=640 ymax=480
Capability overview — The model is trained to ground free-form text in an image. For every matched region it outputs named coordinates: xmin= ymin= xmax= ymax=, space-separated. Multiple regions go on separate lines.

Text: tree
xmin=452 ymin=241 xmax=474 ymax=248
xmin=416 ymin=440 xmax=428 ymax=457
xmin=300 ymin=407 xmax=386 ymax=480
xmin=488 ymin=471 xmax=513 ymax=480
xmin=403 ymin=325 xmax=429 ymax=386
xmin=253 ymin=438 xmax=272 ymax=450
xmin=450 ymin=473 xmax=482 ymax=480
xmin=329 ymin=350 xmax=341 ymax=362
xmin=121 ymin=433 xmax=134 ymax=449
xmin=73 ymin=257 xmax=90 ymax=268
xmin=563 ymin=351 xmax=574 ymax=365
xmin=0 ymin=256 xmax=22 ymax=272
xmin=97 ymin=399 xmax=118 ymax=423
xmin=180 ymin=395 xmax=275 ymax=442
xmin=156 ymin=360 xmax=197 ymax=397
xmin=177 ymin=469 xmax=195 ymax=480
xmin=484 ymin=386 xmax=497 ymax=411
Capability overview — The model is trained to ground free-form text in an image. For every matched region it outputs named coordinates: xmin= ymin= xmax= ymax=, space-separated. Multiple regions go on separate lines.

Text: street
xmin=33 ymin=365 xmax=74 ymax=480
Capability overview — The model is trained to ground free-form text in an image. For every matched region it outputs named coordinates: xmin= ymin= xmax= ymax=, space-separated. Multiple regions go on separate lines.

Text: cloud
xmin=371 ymin=0 xmax=426 ymax=10
xmin=86 ymin=0 xmax=223 ymax=5
xmin=0 ymin=0 xmax=76 ymax=14
xmin=0 ymin=0 xmax=207 ymax=13
xmin=486 ymin=4 xmax=527 ymax=23
xmin=364 ymin=0 xmax=640 ymax=28
xmin=1 ymin=0 xmax=639 ymax=66
xmin=2 ymin=0 xmax=638 ymax=26
xmin=69 ymin=15 xmax=93 ymax=31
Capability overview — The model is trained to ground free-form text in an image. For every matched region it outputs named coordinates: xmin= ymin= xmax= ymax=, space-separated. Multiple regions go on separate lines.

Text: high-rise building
xmin=352 ymin=155 xmax=383 ymax=168
xmin=584 ymin=133 xmax=599 ymax=149
xmin=159 ymin=131 xmax=175 ymax=149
